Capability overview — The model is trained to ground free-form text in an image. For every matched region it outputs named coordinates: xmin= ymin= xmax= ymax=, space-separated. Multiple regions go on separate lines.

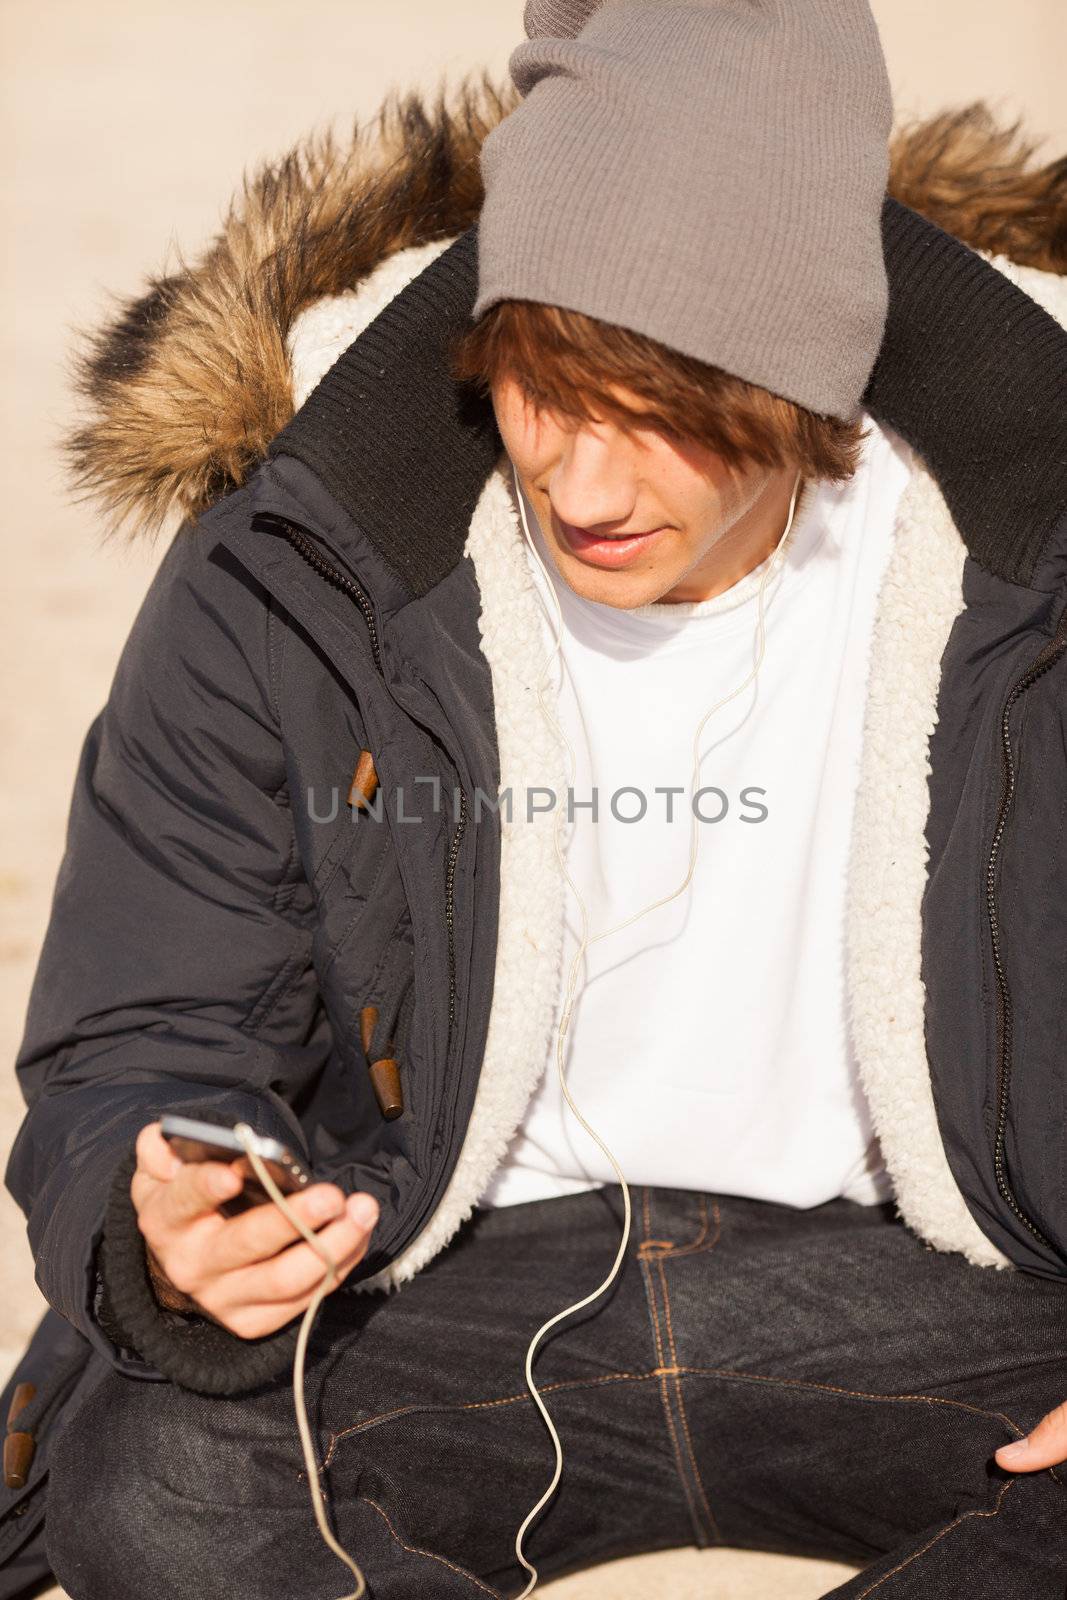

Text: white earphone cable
xmin=225 ymin=461 xmax=803 ymax=1600
xmin=509 ymin=462 xmax=804 ymax=1597
xmin=233 ymin=1123 xmax=367 ymax=1600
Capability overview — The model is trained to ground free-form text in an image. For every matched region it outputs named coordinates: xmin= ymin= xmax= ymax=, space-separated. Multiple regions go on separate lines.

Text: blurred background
xmin=1 ymin=0 xmax=1065 ymax=1371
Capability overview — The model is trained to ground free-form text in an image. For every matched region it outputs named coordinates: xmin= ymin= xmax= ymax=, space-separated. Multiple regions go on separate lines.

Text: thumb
xmin=996 ymin=1401 xmax=1067 ymax=1472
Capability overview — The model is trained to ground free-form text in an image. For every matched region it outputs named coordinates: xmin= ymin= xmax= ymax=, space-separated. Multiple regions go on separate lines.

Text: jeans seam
xmin=655 ymin=1257 xmax=722 ymax=1545
xmin=641 ymin=1186 xmax=654 ymax=1246
xmin=654 ymin=1197 xmax=723 ymax=1543
xmin=359 ymin=1491 xmax=503 ymax=1598
xmin=324 ymin=1370 xmax=660 ymax=1468
xmin=153 ymin=1364 xmax=1030 ymax=1515
xmin=641 ymin=1259 xmax=707 ymax=1541
xmin=638 ymin=1186 xmax=714 ymax=1546
xmin=664 ymin=1194 xmax=722 ymax=1260
xmin=850 ymin=1476 xmax=1018 ymax=1598
xmin=665 ymin=1365 xmax=1029 ymax=1439
xmin=637 ymin=1192 xmax=722 ymax=1261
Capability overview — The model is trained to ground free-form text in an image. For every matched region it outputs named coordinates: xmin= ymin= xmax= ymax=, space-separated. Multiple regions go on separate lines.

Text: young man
xmin=5 ymin=1 xmax=1067 ymax=1595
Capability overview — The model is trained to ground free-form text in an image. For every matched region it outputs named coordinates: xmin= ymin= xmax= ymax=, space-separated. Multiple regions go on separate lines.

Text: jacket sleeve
xmin=5 ymin=515 xmax=331 ymax=1394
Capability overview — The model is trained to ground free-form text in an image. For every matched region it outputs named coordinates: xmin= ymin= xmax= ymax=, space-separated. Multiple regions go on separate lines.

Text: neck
xmin=660 ymin=467 xmax=805 ymax=604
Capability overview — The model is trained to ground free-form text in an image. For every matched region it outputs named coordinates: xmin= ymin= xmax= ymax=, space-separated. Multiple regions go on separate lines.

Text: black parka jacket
xmin=2 ymin=89 xmax=1067 ymax=1577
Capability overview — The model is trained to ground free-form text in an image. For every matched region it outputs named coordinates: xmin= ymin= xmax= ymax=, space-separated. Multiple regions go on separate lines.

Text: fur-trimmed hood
xmin=66 ymin=78 xmax=1067 ymax=540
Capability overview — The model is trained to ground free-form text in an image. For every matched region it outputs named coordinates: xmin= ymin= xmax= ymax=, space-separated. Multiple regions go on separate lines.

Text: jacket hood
xmin=66 ymin=82 xmax=1067 ymax=541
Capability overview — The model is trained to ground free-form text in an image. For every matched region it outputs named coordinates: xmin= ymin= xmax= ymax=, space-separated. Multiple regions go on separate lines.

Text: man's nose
xmin=549 ymin=427 xmax=638 ymax=530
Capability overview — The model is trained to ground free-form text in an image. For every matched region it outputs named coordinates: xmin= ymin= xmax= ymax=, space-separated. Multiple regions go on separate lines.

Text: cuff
xmin=96 ymin=1146 xmax=300 ymax=1396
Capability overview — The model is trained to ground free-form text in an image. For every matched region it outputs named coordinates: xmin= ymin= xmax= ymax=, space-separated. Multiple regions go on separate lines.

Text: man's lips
xmin=556 ymin=518 xmax=670 ymax=569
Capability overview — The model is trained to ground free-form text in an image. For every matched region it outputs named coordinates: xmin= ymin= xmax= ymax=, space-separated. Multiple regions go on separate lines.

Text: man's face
xmin=491 ymin=372 xmax=795 ymax=609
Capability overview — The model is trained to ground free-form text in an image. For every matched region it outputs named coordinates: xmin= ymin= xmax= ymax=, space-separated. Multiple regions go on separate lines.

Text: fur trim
xmin=888 ymin=100 xmax=1067 ymax=274
xmin=66 ymin=75 xmax=515 ymax=541
xmin=64 ymin=94 xmax=1064 ymax=542
xmin=358 ymin=456 xmax=569 ymax=1291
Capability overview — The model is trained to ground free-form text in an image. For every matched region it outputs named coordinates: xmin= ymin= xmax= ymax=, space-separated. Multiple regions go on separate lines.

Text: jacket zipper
xmin=251 ymin=512 xmax=383 ymax=672
xmin=444 ymin=788 xmax=468 ymax=1036
xmin=986 ymin=606 xmax=1067 ymax=1253
xmin=250 ymin=510 xmax=467 ymax=1046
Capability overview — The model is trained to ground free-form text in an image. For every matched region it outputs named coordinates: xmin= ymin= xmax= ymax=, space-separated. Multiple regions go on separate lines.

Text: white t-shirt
xmin=480 ymin=413 xmax=913 ymax=1211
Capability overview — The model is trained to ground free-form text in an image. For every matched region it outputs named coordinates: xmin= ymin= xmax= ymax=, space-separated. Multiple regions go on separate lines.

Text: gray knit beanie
xmin=474 ymin=0 xmax=894 ymax=422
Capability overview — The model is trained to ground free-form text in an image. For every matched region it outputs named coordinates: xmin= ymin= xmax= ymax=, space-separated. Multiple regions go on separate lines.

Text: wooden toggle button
xmin=359 ymin=1005 xmax=404 ymax=1120
xmin=368 ymin=1057 xmax=404 ymax=1121
xmin=359 ymin=1004 xmax=378 ymax=1056
xmin=347 ymin=749 xmax=379 ymax=811
xmin=3 ymin=1434 xmax=34 ymax=1490
xmin=6 ymin=1384 xmax=34 ymax=1432
xmin=4 ymin=1382 xmax=36 ymax=1488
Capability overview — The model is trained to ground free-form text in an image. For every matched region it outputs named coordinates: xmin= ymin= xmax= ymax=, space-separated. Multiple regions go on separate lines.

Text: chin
xmin=557 ymin=558 xmax=670 ymax=610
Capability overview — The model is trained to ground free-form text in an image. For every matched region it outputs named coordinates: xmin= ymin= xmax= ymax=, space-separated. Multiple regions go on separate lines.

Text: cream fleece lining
xmin=286 ymin=239 xmax=1067 ymax=1280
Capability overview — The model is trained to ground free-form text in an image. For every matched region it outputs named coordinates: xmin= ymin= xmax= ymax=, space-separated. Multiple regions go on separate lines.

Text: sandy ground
xmin=1 ymin=3 xmax=1063 ymax=1594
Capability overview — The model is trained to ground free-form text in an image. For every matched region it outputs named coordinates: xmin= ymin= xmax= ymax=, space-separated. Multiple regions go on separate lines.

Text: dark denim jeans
xmin=47 ymin=1186 xmax=1067 ymax=1598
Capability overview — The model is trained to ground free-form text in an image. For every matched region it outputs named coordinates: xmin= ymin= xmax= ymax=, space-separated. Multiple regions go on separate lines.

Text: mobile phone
xmin=160 ymin=1114 xmax=315 ymax=1217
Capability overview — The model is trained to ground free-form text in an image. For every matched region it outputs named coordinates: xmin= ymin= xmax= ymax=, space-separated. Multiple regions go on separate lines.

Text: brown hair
xmin=449 ymin=298 xmax=869 ymax=485
xmin=450 ymin=97 xmax=1067 ymax=491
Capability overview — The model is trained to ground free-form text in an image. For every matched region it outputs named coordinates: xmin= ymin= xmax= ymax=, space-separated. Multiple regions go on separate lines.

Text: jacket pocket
xmin=312 ymin=803 xmax=396 ymax=988
xmin=311 ymin=793 xmax=417 ymax=1130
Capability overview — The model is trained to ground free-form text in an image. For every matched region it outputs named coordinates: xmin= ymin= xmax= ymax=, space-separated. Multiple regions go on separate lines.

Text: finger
xmin=132 ymin=1124 xmax=180 ymax=1217
xmin=996 ymin=1400 xmax=1067 ymax=1472
xmin=207 ymin=1230 xmax=375 ymax=1339
xmin=135 ymin=1122 xmax=183 ymax=1184
xmin=224 ymin=1194 xmax=379 ymax=1304
xmin=203 ymin=1183 xmax=352 ymax=1275
xmin=154 ymin=1156 xmax=245 ymax=1231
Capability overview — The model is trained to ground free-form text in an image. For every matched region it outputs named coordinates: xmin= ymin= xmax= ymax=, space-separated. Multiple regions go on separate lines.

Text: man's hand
xmin=995 ymin=1401 xmax=1067 ymax=1473
xmin=131 ymin=1121 xmax=380 ymax=1340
